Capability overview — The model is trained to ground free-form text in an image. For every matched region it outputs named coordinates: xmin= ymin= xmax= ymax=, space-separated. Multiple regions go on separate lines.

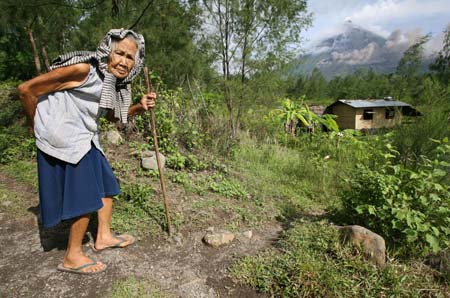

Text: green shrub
xmin=391 ymin=107 xmax=450 ymax=167
xmin=185 ymin=154 xmax=208 ymax=171
xmin=0 ymin=128 xmax=35 ymax=163
xmin=169 ymin=172 xmax=191 ymax=186
xmin=207 ymin=173 xmax=248 ymax=199
xmin=166 ymin=152 xmax=186 ymax=170
xmin=340 ymin=139 xmax=450 ymax=256
xmin=114 ymin=183 xmax=183 ymax=234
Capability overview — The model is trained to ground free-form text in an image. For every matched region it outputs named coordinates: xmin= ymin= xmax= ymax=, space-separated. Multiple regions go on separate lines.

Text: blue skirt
xmin=37 ymin=145 xmax=120 ymax=228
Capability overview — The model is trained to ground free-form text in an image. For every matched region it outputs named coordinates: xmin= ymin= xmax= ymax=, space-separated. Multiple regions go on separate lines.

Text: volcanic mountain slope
xmin=293 ymin=21 xmax=434 ymax=79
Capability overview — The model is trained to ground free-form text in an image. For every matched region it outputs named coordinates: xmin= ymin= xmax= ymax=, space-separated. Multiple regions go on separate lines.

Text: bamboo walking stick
xmin=143 ymin=66 xmax=172 ymax=236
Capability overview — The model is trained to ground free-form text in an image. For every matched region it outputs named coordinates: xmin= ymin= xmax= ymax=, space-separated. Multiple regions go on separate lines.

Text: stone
xmin=172 ymin=233 xmax=183 ymax=246
xmin=339 ymin=225 xmax=386 ymax=268
xmin=179 ymin=278 xmax=218 ymax=298
xmin=203 ymin=229 xmax=235 ymax=248
xmin=242 ymin=230 xmax=253 ymax=239
xmin=141 ymin=151 xmax=166 ymax=170
xmin=105 ymin=130 xmax=123 ymax=145
xmin=1 ymin=200 xmax=11 ymax=207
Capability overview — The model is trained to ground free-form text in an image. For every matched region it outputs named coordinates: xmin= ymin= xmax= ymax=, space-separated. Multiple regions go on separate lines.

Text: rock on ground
xmin=338 ymin=225 xmax=386 ymax=268
xmin=104 ymin=130 xmax=123 ymax=145
xmin=203 ymin=228 xmax=235 ymax=248
xmin=141 ymin=150 xmax=166 ymax=170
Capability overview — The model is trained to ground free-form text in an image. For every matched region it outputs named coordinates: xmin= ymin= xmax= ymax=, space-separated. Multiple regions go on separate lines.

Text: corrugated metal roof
xmin=338 ymin=99 xmax=412 ymax=108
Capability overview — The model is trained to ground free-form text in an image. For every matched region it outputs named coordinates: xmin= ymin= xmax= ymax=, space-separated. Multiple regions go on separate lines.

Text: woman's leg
xmin=95 ymin=197 xmax=134 ymax=250
xmin=63 ymin=214 xmax=105 ymax=272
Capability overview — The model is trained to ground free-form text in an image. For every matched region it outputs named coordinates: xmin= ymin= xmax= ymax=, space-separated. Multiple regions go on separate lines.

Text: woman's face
xmin=107 ymin=38 xmax=138 ymax=79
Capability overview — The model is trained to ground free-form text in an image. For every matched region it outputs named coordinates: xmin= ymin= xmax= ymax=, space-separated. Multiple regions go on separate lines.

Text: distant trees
xmin=0 ymin=0 xmax=207 ymax=87
xmin=430 ymin=24 xmax=450 ymax=85
xmin=0 ymin=0 xmax=85 ymax=78
xmin=287 ymin=29 xmax=450 ymax=108
xmin=200 ymin=0 xmax=312 ymax=136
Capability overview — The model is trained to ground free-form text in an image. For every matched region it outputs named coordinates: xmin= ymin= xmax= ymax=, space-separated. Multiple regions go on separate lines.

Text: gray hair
xmin=109 ymin=33 xmax=141 ymax=61
xmin=110 ymin=33 xmax=139 ymax=50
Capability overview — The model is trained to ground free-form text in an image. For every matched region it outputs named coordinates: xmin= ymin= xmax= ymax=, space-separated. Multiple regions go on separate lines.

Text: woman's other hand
xmin=140 ymin=92 xmax=156 ymax=110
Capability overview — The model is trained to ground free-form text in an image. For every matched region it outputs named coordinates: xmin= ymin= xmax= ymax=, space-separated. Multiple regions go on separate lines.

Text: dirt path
xmin=0 ymin=171 xmax=280 ymax=298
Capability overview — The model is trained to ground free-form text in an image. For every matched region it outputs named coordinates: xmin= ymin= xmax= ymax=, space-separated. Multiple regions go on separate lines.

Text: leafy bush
xmin=0 ymin=128 xmax=35 ymax=163
xmin=340 ymin=139 xmax=450 ymax=256
xmin=185 ymin=154 xmax=208 ymax=171
xmin=169 ymin=172 xmax=191 ymax=185
xmin=166 ymin=152 xmax=186 ymax=170
xmin=391 ymin=107 xmax=450 ymax=168
xmin=207 ymin=173 xmax=248 ymax=199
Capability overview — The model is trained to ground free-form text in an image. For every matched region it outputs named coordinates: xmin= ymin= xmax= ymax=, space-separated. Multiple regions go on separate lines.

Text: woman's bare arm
xmin=17 ymin=63 xmax=90 ymax=130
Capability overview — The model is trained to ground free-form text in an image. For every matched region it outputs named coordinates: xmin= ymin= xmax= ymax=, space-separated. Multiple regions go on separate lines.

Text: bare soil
xmin=0 ymin=164 xmax=280 ymax=298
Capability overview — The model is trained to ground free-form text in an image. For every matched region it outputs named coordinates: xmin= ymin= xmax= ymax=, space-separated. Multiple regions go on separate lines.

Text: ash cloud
xmin=328 ymin=26 xmax=442 ymax=65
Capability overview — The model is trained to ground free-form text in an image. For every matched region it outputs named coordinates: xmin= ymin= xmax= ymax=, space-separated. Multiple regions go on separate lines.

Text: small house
xmin=324 ymin=99 xmax=420 ymax=130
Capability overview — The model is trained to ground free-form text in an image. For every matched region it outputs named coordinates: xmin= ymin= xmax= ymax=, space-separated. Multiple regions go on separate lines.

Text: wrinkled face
xmin=107 ymin=38 xmax=138 ymax=79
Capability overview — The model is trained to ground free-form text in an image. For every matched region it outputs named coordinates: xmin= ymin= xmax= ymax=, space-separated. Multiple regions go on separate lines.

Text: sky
xmin=303 ymin=0 xmax=450 ymax=49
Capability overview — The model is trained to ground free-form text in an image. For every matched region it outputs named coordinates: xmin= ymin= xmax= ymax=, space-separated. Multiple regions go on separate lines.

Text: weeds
xmin=231 ymin=221 xmax=449 ymax=297
xmin=0 ymin=160 xmax=37 ymax=191
xmin=339 ymin=139 xmax=450 ymax=257
xmin=107 ymin=275 xmax=172 ymax=298
xmin=0 ymin=184 xmax=30 ymax=218
xmin=112 ymin=183 xmax=183 ymax=235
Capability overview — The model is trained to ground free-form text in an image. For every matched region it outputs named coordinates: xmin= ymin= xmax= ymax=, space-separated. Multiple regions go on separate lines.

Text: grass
xmin=111 ymin=184 xmax=184 ymax=236
xmin=230 ymin=221 xmax=449 ymax=297
xmin=107 ymin=275 xmax=173 ymax=298
xmin=0 ymin=159 xmax=37 ymax=218
xmin=0 ymin=184 xmax=30 ymax=218
xmin=229 ymin=135 xmax=344 ymax=219
xmin=228 ymin=133 xmax=449 ymax=297
xmin=0 ymin=160 xmax=38 ymax=191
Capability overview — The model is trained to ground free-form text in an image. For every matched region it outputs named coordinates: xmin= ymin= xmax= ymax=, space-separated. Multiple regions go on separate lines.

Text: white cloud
xmin=350 ymin=0 xmax=450 ymax=21
xmin=304 ymin=0 xmax=450 ymax=45
xmin=348 ymin=0 xmax=450 ymax=34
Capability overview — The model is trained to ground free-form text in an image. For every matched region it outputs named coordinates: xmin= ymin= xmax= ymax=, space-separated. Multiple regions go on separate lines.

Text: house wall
xmin=355 ymin=107 xmax=402 ymax=130
xmin=331 ymin=103 xmax=356 ymax=129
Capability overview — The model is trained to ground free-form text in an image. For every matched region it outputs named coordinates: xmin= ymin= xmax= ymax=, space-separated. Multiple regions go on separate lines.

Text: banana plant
xmin=268 ymin=96 xmax=339 ymax=135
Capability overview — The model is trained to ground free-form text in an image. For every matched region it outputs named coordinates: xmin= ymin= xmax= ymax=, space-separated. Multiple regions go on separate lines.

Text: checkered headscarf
xmin=50 ymin=29 xmax=146 ymax=123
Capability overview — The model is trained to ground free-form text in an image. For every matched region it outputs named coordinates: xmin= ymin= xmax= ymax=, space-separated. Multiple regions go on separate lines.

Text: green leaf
xmin=439 ymin=161 xmax=450 ymax=167
xmin=425 ymin=234 xmax=440 ymax=253
xmin=431 ymin=227 xmax=440 ymax=237
xmin=429 ymin=193 xmax=441 ymax=202
xmin=355 ymin=206 xmax=365 ymax=214
xmin=406 ymin=212 xmax=413 ymax=227
xmin=405 ymin=229 xmax=418 ymax=242
xmin=432 ymin=168 xmax=446 ymax=177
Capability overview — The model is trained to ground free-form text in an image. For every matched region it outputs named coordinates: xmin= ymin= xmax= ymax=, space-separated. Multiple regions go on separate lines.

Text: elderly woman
xmin=18 ymin=29 xmax=155 ymax=274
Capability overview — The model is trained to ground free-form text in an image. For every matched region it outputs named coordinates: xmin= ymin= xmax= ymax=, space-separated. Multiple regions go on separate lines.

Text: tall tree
xmin=430 ymin=24 xmax=450 ymax=85
xmin=201 ymin=0 xmax=312 ymax=136
xmin=0 ymin=0 xmax=89 ymax=79
xmin=395 ymin=34 xmax=430 ymax=101
xmin=74 ymin=0 xmax=206 ymax=88
xmin=305 ymin=67 xmax=327 ymax=100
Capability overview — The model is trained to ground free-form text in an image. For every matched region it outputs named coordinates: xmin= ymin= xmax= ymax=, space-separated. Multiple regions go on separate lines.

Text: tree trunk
xmin=27 ymin=28 xmax=41 ymax=75
xmin=41 ymin=44 xmax=51 ymax=72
